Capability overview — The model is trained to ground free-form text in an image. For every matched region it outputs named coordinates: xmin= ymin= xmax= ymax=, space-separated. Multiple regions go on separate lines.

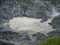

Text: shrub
xmin=37 ymin=36 xmax=60 ymax=45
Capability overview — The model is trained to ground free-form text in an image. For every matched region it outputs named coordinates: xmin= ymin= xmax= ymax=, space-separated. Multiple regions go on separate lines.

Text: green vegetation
xmin=37 ymin=36 xmax=60 ymax=45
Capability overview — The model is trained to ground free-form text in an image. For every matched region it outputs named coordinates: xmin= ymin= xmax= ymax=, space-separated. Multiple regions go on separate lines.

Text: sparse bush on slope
xmin=37 ymin=36 xmax=60 ymax=45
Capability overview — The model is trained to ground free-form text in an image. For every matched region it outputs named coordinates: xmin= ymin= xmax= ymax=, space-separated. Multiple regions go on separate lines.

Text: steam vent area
xmin=0 ymin=0 xmax=60 ymax=45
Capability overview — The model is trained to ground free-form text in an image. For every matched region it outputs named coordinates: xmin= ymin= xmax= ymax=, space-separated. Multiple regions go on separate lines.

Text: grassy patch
xmin=37 ymin=36 xmax=60 ymax=45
